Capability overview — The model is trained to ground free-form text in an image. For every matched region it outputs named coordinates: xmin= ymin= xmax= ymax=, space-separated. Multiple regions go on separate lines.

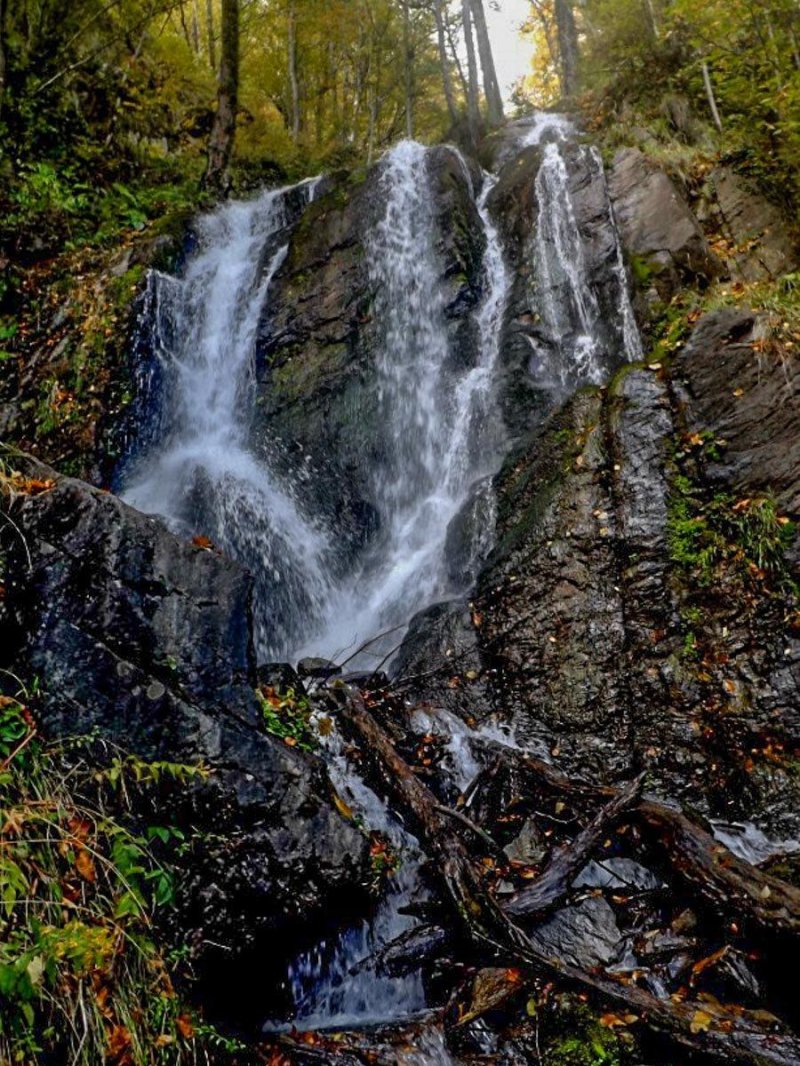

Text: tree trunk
xmin=205 ymin=0 xmax=216 ymax=71
xmin=469 ymin=0 xmax=503 ymax=126
xmin=433 ymin=0 xmax=458 ymax=128
xmin=702 ymin=59 xmax=723 ymax=132
xmin=554 ymin=0 xmax=579 ymax=97
xmin=190 ymin=0 xmax=201 ymax=52
xmin=0 ymin=0 xmax=6 ymax=118
xmin=337 ymin=694 xmax=800 ymax=1066
xmin=402 ymin=0 xmax=413 ymax=139
xmin=203 ymin=0 xmax=238 ymax=193
xmin=642 ymin=0 xmax=658 ymax=39
xmin=288 ymin=2 xmax=300 ymax=144
xmin=461 ymin=0 xmax=480 ymax=146
xmin=444 ymin=10 xmax=469 ymax=100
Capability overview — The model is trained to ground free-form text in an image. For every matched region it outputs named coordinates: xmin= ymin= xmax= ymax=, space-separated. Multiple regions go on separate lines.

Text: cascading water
xmin=279 ymin=144 xmax=511 ymax=1038
xmin=119 ymin=181 xmax=333 ymax=658
xmin=525 ymin=118 xmax=642 ymax=389
xmin=301 ymin=141 xmax=509 ymax=664
xmin=286 ymin=723 xmax=427 ymax=1031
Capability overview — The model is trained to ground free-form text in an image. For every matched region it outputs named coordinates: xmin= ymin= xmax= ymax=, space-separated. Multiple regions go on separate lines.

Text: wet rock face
xmin=0 ymin=457 xmax=370 ymax=978
xmin=673 ymin=308 xmax=800 ymax=512
xmin=255 ymin=149 xmax=484 ymax=566
xmin=608 ymin=146 xmax=721 ymax=300
xmin=699 ymin=167 xmax=799 ymax=282
xmin=477 ymin=391 xmax=631 ymax=776
xmin=475 ymin=312 xmax=800 ymax=834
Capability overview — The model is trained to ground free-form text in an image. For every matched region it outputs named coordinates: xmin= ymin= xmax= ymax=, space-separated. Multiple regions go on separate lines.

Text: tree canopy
xmin=520 ymin=0 xmax=800 ymax=210
xmin=0 ymin=0 xmax=503 ymax=258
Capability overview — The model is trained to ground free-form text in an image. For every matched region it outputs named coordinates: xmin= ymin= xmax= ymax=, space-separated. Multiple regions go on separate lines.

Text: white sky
xmin=484 ymin=0 xmax=533 ymax=102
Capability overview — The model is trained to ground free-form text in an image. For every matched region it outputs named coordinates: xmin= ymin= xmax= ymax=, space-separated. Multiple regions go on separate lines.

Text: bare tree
xmin=702 ymin=59 xmax=723 ymax=131
xmin=402 ymin=0 xmax=413 ymax=138
xmin=432 ymin=0 xmax=458 ymax=127
xmin=205 ymin=0 xmax=216 ymax=71
xmin=462 ymin=0 xmax=480 ymax=145
xmin=554 ymin=0 xmax=579 ymax=96
xmin=203 ymin=0 xmax=238 ymax=193
xmin=288 ymin=0 xmax=300 ymax=143
xmin=469 ymin=0 xmax=503 ymax=126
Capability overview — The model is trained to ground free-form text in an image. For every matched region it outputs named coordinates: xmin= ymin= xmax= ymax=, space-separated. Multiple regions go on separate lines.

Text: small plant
xmin=368 ymin=835 xmax=399 ymax=892
xmin=668 ymin=472 xmax=795 ymax=589
xmin=681 ymin=631 xmax=700 ymax=661
xmin=0 ymin=691 xmax=214 ymax=1065
xmin=257 ymin=686 xmax=316 ymax=752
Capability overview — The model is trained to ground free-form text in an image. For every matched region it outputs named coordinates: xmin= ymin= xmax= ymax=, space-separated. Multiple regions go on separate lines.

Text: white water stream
xmin=299 ymin=141 xmax=509 ymax=665
xmin=524 ymin=116 xmax=642 ymax=388
xmin=120 ymin=180 xmax=333 ymax=658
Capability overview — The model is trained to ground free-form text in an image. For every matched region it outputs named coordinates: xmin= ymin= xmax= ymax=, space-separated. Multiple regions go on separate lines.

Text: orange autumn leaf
xmin=175 ymin=1014 xmax=195 ymax=1040
xmin=75 ymin=849 xmax=96 ymax=883
xmin=106 ymin=1025 xmax=133 ymax=1064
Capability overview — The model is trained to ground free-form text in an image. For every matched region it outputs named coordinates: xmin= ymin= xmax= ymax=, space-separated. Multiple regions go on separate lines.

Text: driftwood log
xmin=335 ymin=691 xmax=800 ymax=1065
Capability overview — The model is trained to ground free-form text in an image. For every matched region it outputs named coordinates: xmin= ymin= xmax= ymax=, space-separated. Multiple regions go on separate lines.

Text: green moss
xmin=542 ymin=999 xmax=630 ymax=1066
xmin=628 ymin=253 xmax=656 ymax=288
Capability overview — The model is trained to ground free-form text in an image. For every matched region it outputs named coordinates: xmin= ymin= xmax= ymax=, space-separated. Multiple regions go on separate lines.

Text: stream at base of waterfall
xmin=118 ymin=114 xmax=642 ymax=1059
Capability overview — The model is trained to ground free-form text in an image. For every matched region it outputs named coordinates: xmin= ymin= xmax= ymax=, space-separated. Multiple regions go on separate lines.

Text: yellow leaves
xmin=75 ymin=848 xmax=97 ymax=883
xmin=333 ymin=792 xmax=354 ymax=820
xmin=0 ymin=471 xmax=56 ymax=497
xmin=600 ymin=1012 xmax=639 ymax=1029
xmin=107 ymin=1024 xmax=134 ymax=1065
xmin=690 ymin=1009 xmax=714 ymax=1034
xmin=175 ymin=1014 xmax=195 ymax=1040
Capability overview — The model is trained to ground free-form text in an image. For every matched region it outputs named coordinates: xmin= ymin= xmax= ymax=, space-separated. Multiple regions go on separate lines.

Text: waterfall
xmin=524 ymin=118 xmax=642 ymax=389
xmin=286 ymin=722 xmax=427 ymax=1030
xmin=119 ymin=181 xmax=333 ymax=658
xmin=299 ymin=141 xmax=509 ymax=664
xmin=117 ymin=120 xmax=641 ymax=1056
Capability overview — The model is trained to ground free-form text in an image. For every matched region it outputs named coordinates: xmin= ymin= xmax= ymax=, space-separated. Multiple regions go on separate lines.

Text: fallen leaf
xmin=75 ymin=849 xmax=96 ymax=883
xmin=333 ymin=793 xmax=354 ymax=820
xmin=690 ymin=1009 xmax=714 ymax=1034
xmin=175 ymin=1015 xmax=195 ymax=1040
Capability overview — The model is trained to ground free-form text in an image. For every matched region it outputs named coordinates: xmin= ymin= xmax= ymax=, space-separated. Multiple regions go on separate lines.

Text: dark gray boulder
xmin=673 ymin=308 xmax=800 ymax=512
xmin=608 ymin=147 xmax=721 ymax=300
xmin=0 ymin=456 xmax=370 ymax=984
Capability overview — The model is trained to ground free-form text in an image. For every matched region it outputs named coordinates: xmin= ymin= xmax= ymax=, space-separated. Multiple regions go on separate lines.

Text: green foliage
xmin=0 ymin=693 xmax=212 ymax=1065
xmin=541 ymin=997 xmax=630 ymax=1066
xmin=668 ymin=473 xmax=795 ymax=588
xmin=520 ymin=0 xmax=800 ymax=213
xmin=257 ymin=686 xmax=316 ymax=752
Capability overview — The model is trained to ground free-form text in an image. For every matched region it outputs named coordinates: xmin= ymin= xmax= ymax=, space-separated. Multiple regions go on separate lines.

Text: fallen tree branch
xmin=505 ymin=771 xmax=645 ymax=921
xmin=335 ymin=691 xmax=800 ymax=1065
xmin=479 ymin=741 xmax=800 ymax=941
